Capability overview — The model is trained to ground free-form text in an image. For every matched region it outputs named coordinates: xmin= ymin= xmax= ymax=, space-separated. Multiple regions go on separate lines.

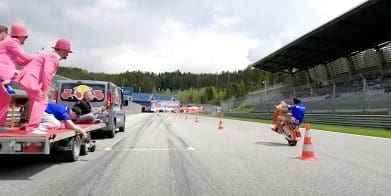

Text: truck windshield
xmin=60 ymin=83 xmax=106 ymax=102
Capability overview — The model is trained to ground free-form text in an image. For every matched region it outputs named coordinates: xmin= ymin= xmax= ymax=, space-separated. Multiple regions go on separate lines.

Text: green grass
xmin=195 ymin=113 xmax=391 ymax=139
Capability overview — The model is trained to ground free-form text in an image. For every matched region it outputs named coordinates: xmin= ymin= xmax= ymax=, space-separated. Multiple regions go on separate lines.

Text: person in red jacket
xmin=14 ymin=38 xmax=72 ymax=133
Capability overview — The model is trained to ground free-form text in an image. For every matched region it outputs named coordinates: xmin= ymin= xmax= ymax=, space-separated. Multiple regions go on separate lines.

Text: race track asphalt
xmin=0 ymin=113 xmax=390 ymax=196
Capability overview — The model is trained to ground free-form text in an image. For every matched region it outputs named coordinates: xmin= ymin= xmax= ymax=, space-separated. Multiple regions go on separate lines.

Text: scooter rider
xmin=271 ymin=98 xmax=306 ymax=134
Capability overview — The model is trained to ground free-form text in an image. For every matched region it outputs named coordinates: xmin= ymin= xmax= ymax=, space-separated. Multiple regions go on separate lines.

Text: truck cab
xmin=54 ymin=80 xmax=127 ymax=138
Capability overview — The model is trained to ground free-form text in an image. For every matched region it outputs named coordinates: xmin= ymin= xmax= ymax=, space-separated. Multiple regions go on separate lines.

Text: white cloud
xmin=0 ymin=0 xmax=367 ymax=73
xmin=92 ymin=20 xmax=258 ymax=73
xmin=0 ymin=2 xmax=7 ymax=11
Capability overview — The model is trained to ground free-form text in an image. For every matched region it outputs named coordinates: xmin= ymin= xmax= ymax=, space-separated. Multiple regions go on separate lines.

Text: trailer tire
xmin=64 ymin=135 xmax=81 ymax=162
xmin=80 ymin=142 xmax=88 ymax=156
xmin=80 ymin=133 xmax=92 ymax=156
xmin=89 ymin=144 xmax=96 ymax=152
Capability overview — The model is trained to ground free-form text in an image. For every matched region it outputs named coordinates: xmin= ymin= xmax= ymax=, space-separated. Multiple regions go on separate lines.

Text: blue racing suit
xmin=288 ymin=103 xmax=306 ymax=125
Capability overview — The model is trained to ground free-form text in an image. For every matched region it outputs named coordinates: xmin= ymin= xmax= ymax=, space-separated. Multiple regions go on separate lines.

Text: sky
xmin=0 ymin=0 xmax=367 ymax=73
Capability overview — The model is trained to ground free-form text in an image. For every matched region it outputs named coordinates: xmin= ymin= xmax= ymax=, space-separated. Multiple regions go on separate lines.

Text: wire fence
xmin=221 ymin=78 xmax=391 ymax=114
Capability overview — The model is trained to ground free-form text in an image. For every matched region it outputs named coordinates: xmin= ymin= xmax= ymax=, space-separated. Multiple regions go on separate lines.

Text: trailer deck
xmin=0 ymin=123 xmax=106 ymax=154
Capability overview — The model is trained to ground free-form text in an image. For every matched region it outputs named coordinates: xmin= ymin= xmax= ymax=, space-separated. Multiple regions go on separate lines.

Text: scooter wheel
xmin=287 ymin=140 xmax=297 ymax=146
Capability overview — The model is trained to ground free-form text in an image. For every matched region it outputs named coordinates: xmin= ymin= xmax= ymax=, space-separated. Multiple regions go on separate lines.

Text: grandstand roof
xmin=252 ymin=0 xmax=391 ymax=73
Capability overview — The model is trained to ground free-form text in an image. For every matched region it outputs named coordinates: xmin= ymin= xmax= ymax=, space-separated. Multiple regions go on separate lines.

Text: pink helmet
xmin=52 ymin=38 xmax=72 ymax=53
xmin=10 ymin=23 xmax=28 ymax=37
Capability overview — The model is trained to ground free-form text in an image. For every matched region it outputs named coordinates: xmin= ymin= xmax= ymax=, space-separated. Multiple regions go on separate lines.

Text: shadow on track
xmin=254 ymin=141 xmax=290 ymax=147
xmin=0 ymin=154 xmax=63 ymax=180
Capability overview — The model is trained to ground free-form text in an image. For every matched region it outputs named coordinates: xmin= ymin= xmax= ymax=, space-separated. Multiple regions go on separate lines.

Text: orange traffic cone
xmin=297 ymin=123 xmax=319 ymax=161
xmin=218 ymin=114 xmax=224 ymax=130
xmin=195 ymin=114 xmax=199 ymax=123
xmin=218 ymin=119 xmax=224 ymax=130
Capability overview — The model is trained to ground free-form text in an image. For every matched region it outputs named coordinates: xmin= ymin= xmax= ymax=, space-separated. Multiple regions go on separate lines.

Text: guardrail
xmin=224 ymin=112 xmax=391 ymax=129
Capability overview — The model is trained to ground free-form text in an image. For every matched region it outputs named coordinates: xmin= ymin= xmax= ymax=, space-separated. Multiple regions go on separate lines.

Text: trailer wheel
xmin=64 ymin=135 xmax=81 ymax=162
xmin=89 ymin=143 xmax=96 ymax=152
xmin=80 ymin=133 xmax=91 ymax=156
xmin=80 ymin=142 xmax=88 ymax=156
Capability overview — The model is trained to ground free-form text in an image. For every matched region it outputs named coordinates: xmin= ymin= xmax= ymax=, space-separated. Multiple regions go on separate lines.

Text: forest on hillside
xmin=57 ymin=67 xmax=310 ymax=104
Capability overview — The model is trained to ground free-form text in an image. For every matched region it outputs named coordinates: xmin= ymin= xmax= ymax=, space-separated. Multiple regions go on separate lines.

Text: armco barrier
xmin=224 ymin=112 xmax=391 ymax=129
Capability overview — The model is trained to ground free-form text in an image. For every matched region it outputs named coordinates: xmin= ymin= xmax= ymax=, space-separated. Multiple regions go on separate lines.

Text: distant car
xmin=54 ymin=80 xmax=127 ymax=138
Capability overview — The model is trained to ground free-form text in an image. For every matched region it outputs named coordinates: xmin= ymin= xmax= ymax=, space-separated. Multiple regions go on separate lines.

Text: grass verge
xmin=195 ymin=113 xmax=391 ymax=139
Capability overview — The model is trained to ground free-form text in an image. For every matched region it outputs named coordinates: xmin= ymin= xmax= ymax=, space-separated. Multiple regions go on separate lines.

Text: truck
xmin=54 ymin=80 xmax=127 ymax=138
xmin=0 ymin=90 xmax=107 ymax=162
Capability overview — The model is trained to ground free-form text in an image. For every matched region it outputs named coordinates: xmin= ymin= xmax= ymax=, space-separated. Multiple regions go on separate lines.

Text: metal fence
xmin=221 ymin=79 xmax=391 ymax=115
xmin=201 ymin=104 xmax=220 ymax=114
xmin=224 ymin=112 xmax=391 ymax=129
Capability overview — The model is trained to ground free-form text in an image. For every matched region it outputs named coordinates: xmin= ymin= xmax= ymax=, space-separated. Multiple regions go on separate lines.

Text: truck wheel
xmin=64 ymin=135 xmax=81 ymax=162
xmin=119 ymin=117 xmax=125 ymax=132
xmin=107 ymin=119 xmax=116 ymax=138
xmin=288 ymin=140 xmax=297 ymax=146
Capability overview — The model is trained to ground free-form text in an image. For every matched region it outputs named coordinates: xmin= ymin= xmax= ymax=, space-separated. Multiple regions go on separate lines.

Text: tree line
xmin=57 ymin=67 xmax=309 ymax=105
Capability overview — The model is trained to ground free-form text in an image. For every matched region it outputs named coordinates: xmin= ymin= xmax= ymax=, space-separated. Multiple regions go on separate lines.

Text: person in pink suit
xmin=0 ymin=23 xmax=34 ymax=131
xmin=14 ymin=38 xmax=72 ymax=134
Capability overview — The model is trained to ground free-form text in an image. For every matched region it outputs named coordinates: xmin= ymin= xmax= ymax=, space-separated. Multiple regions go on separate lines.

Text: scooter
xmin=272 ymin=103 xmax=301 ymax=146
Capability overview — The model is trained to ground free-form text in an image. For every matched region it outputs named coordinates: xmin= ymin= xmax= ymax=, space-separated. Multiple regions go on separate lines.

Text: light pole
xmin=262 ymin=80 xmax=267 ymax=96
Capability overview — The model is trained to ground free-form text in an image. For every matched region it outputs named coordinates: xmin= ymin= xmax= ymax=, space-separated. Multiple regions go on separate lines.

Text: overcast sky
xmin=0 ymin=0 xmax=367 ymax=73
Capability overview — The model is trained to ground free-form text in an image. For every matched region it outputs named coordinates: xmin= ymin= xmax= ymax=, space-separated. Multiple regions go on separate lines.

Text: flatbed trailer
xmin=0 ymin=123 xmax=106 ymax=161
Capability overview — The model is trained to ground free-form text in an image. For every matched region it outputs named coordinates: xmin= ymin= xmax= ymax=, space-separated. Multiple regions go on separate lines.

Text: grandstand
xmin=222 ymin=0 xmax=391 ymax=116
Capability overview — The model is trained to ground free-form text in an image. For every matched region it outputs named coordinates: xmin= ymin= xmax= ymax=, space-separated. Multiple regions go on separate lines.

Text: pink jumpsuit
xmin=0 ymin=36 xmax=34 ymax=126
xmin=14 ymin=52 xmax=60 ymax=132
